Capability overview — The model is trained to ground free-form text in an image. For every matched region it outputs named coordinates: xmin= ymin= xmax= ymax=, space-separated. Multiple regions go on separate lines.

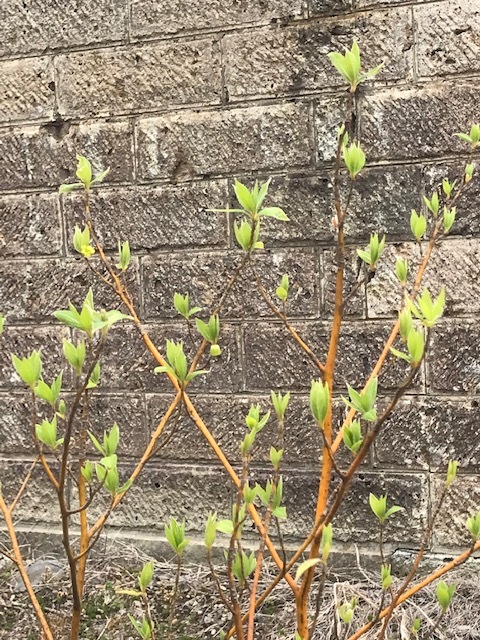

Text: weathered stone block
xmin=104 ymin=464 xmax=232 ymax=532
xmin=130 ymin=0 xmax=306 ymax=38
xmin=249 ymin=469 xmax=428 ymax=541
xmin=0 ymin=57 xmax=54 ymax=123
xmin=63 ymin=181 xmax=228 ymax=252
xmin=375 ymin=396 xmax=480 ymax=470
xmin=361 ymin=84 xmax=479 ymax=161
xmin=322 ymin=247 xmax=366 ymax=317
xmin=243 ymin=320 xmax=417 ymax=391
xmin=224 ymin=9 xmax=412 ymax=100
xmin=236 ymin=165 xmax=422 ymax=247
xmin=432 ymin=475 xmax=480 ymax=547
xmin=147 ymin=393 xmax=325 ymax=465
xmin=0 ymin=0 xmax=127 ymax=56
xmin=367 ymin=239 xmax=480 ymax=318
xmin=311 ymin=0 xmax=353 ymax=15
xmin=100 ymin=323 xmax=243 ymax=393
xmin=142 ymin=248 xmax=319 ymax=320
xmin=57 ymin=39 xmax=222 ymax=118
xmin=0 ymin=461 xmax=62 ymax=525
xmin=315 ymin=96 xmax=347 ymax=163
xmin=0 ymin=327 xmax=69 ymax=390
xmin=429 ymin=320 xmax=480 ymax=393
xmin=0 ymin=258 xmax=140 ymax=323
xmin=0 ymin=121 xmax=133 ymax=191
xmin=0 ymin=393 xmax=32 ymax=454
xmin=415 ymin=0 xmax=480 ymax=78
xmin=136 ymin=103 xmax=313 ymax=182
xmin=0 ymin=193 xmax=62 ymax=257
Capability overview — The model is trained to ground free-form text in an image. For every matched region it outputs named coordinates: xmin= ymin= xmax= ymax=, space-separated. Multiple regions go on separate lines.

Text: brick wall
xmin=1 ymin=0 xmax=480 ymax=561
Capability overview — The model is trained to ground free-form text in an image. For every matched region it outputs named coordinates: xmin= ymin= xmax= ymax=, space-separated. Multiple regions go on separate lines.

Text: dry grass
xmin=1 ymin=539 xmax=479 ymax=640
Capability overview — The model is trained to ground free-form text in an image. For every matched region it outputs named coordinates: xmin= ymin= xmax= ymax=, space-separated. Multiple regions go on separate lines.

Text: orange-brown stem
xmin=0 ymin=495 xmax=54 ymax=640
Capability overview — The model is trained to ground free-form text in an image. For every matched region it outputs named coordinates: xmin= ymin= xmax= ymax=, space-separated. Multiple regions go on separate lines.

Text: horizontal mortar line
xmin=0 ymin=151 xmax=473 ymax=200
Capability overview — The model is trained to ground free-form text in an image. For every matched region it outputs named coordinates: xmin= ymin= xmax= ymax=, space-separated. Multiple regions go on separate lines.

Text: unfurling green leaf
xmin=81 ymin=460 xmax=94 ymax=483
xmin=34 ymin=373 xmax=63 ymax=407
xmin=423 ymin=191 xmax=439 ymax=217
xmin=436 ymin=581 xmax=456 ymax=613
xmin=73 ymin=224 xmax=95 ymax=258
xmin=258 ymin=207 xmax=289 ymax=221
xmin=466 ymin=512 xmax=480 ymax=540
xmin=443 ymin=206 xmax=456 ymax=234
xmin=357 ymin=233 xmax=385 ymax=268
xmin=321 ymin=523 xmax=333 ymax=563
xmin=35 ymin=416 xmax=63 ymax=450
xmin=408 ymin=288 xmax=445 ymax=328
xmin=310 ymin=379 xmax=330 ymax=427
xmin=196 ymin=315 xmax=220 ymax=345
xmin=165 ymin=517 xmax=190 ymax=557
xmin=407 ymin=327 xmax=425 ymax=365
xmin=269 ymin=446 xmax=283 ymax=470
xmin=231 ymin=550 xmax=256 ymax=586
xmin=76 ymin=155 xmax=92 ymax=188
xmin=369 ymin=493 xmax=403 ymax=525
xmin=343 ymin=420 xmax=363 ymax=454
xmin=343 ymin=142 xmax=366 ymax=178
xmin=12 ymin=351 xmax=42 ymax=388
xmin=295 ymin=558 xmax=321 ymax=581
xmin=271 ymin=390 xmax=290 ymax=420
xmin=399 ymin=309 xmax=413 ymax=343
xmin=328 ymin=40 xmax=382 ymax=91
xmin=138 ymin=561 xmax=154 ymax=592
xmin=338 ymin=598 xmax=357 ymax=625
xmin=455 ymin=124 xmax=480 ymax=149
xmin=342 ymin=378 xmax=378 ymax=422
xmin=381 ymin=564 xmax=392 ymax=590
xmin=116 ymin=240 xmax=131 ymax=271
xmin=276 ymin=274 xmax=290 ymax=302
xmin=63 ymin=339 xmax=86 ymax=375
xmin=410 ymin=210 xmax=427 ymax=242
xmin=446 ymin=460 xmax=459 ymax=487
xmin=395 ymin=257 xmax=408 ymax=284
xmin=173 ymin=292 xmax=201 ymax=319
xmin=205 ymin=512 xmax=217 ymax=549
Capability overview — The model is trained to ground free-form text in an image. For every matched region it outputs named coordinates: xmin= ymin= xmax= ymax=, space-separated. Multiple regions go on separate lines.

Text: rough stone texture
xmin=136 ymin=103 xmax=313 ymax=181
xmin=130 ymin=0 xmax=306 ymax=39
xmin=429 ymin=320 xmax=480 ymax=393
xmin=0 ymin=258 xmax=140 ymax=323
xmin=362 ymin=84 xmax=480 ymax=161
xmin=375 ymin=396 xmax=480 ymax=470
xmin=57 ymin=40 xmax=222 ymax=118
xmin=367 ymin=239 xmax=480 ymax=317
xmin=0 ymin=193 xmax=62 ymax=257
xmin=63 ymin=181 xmax=229 ymax=252
xmin=433 ymin=475 xmax=480 ymax=547
xmin=2 ymin=0 xmax=480 ymax=558
xmin=415 ymin=0 xmax=480 ymax=78
xmin=0 ymin=57 xmax=55 ymax=123
xmin=142 ymin=249 xmax=320 ymax=320
xmin=0 ymin=461 xmax=63 ymax=524
xmin=224 ymin=9 xmax=413 ymax=100
xmin=0 ymin=121 xmax=133 ymax=190
xmin=0 ymin=0 xmax=127 ymax=56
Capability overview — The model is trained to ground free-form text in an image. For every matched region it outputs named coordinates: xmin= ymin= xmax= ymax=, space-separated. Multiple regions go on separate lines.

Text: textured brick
xmin=250 ymin=469 xmax=427 ymax=541
xmin=416 ymin=0 xmax=480 ymax=78
xmin=101 ymin=323 xmax=243 ymax=393
xmin=82 ymin=394 xmax=149 ymax=458
xmin=57 ymin=40 xmax=221 ymax=118
xmin=322 ymin=247 xmax=366 ymax=317
xmin=0 ymin=57 xmax=54 ymax=123
xmin=102 ymin=464 xmax=232 ymax=532
xmin=147 ymin=393 xmax=324 ymax=465
xmin=429 ymin=320 xmax=480 ymax=393
xmin=136 ymin=103 xmax=313 ymax=182
xmin=0 ymin=461 xmax=62 ymax=525
xmin=243 ymin=320 xmax=415 ymax=391
xmin=375 ymin=396 xmax=480 ymax=470
xmin=0 ymin=258 xmax=140 ymax=323
xmin=315 ymin=96 xmax=347 ymax=163
xmin=0 ymin=0 xmax=127 ymax=56
xmin=433 ymin=475 xmax=480 ymax=547
xmin=0 ymin=326 xmax=69 ymax=390
xmin=0 ymin=121 xmax=133 ymax=191
xmin=130 ymin=0 xmax=305 ymax=39
xmin=63 ymin=181 xmax=228 ymax=252
xmin=142 ymin=249 xmax=319 ymax=320
xmin=224 ymin=10 xmax=413 ymax=100
xmin=367 ymin=239 xmax=480 ymax=318
xmin=361 ymin=84 xmax=480 ymax=161
xmin=0 ymin=193 xmax=62 ymax=257
xmin=311 ymin=0 xmax=352 ymax=14
xmin=238 ymin=165 xmax=422 ymax=247
xmin=0 ymin=392 xmax=148 ymax=458
xmin=0 ymin=393 xmax=31 ymax=454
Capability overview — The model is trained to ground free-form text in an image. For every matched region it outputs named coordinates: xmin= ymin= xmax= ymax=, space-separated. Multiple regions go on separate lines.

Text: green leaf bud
xmin=410 ymin=209 xmax=427 ymax=242
xmin=435 ymin=581 xmax=456 ymax=613
xmin=310 ymin=379 xmax=330 ymax=427
xmin=446 ymin=460 xmax=459 ymax=487
xmin=342 ymin=142 xmax=366 ymax=178
xmin=204 ymin=512 xmax=217 ymax=550
xmin=381 ymin=564 xmax=392 ymax=591
xmin=138 ymin=561 xmax=154 ymax=592
xmin=270 ymin=390 xmax=290 ymax=420
xmin=395 ymin=257 xmax=408 ymax=284
xmin=12 ymin=351 xmax=42 ymax=389
xmin=466 ymin=512 xmax=480 ymax=540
